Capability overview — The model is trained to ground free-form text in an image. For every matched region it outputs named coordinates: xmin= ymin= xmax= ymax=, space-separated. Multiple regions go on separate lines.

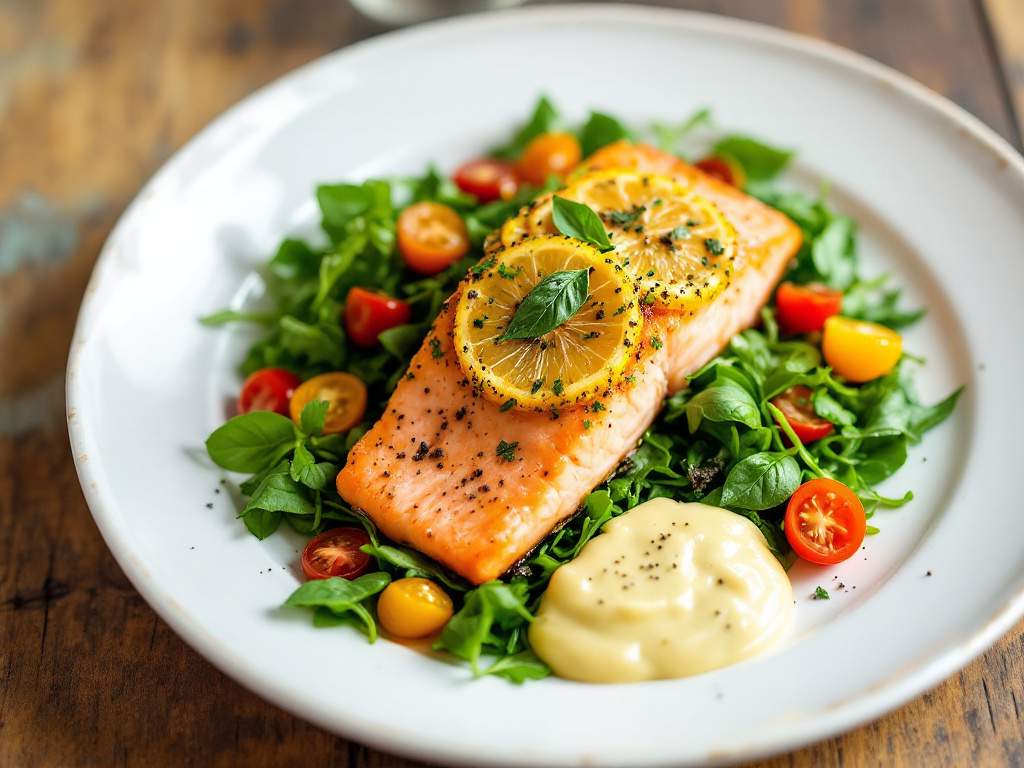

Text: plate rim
xmin=66 ymin=4 xmax=1024 ymax=766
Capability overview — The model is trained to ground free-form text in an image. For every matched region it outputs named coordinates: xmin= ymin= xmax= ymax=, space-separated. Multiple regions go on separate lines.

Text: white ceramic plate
xmin=67 ymin=5 xmax=1024 ymax=766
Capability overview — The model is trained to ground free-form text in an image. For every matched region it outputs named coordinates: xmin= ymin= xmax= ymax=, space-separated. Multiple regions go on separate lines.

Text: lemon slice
xmin=499 ymin=171 xmax=738 ymax=311
xmin=454 ymin=235 xmax=641 ymax=410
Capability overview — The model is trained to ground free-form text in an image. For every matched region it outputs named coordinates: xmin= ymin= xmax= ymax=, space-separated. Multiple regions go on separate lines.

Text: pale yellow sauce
xmin=529 ymin=499 xmax=793 ymax=682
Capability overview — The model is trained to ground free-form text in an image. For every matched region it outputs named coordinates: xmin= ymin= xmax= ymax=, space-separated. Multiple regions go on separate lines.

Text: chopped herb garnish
xmin=669 ymin=225 xmax=690 ymax=240
xmin=592 ymin=401 xmax=607 ymax=412
xmin=607 ymin=206 xmax=646 ymax=227
xmin=705 ymin=238 xmax=725 ymax=256
xmin=583 ymin=420 xmax=592 ymax=430
xmin=496 ymin=439 xmax=519 ymax=462
xmin=530 ymin=379 xmax=544 ymax=394
xmin=582 ymin=331 xmax=599 ymax=340
xmin=473 ymin=318 xmax=485 ymax=329
xmin=651 ymin=336 xmax=663 ymax=350
xmin=499 ymin=399 xmax=517 ymax=413
xmin=498 ymin=263 xmax=522 ymax=280
xmin=471 ymin=256 xmax=497 ymax=275
xmin=552 ymin=379 xmax=564 ymax=396
xmin=429 ymin=338 xmax=444 ymax=358
xmin=625 ymin=375 xmax=636 ymax=383
xmin=813 ymin=587 xmax=830 ymax=600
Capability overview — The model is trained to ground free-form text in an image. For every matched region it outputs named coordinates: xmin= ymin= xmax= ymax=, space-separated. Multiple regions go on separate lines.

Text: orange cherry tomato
xmin=454 ymin=158 xmax=519 ymax=203
xmin=694 ymin=155 xmax=747 ymax=188
xmin=376 ymin=578 xmax=454 ymax=639
xmin=770 ymin=385 xmax=834 ymax=444
xmin=785 ymin=478 xmax=866 ymax=565
xmin=397 ymin=201 xmax=470 ymax=275
xmin=237 ymin=368 xmax=301 ymax=416
xmin=776 ymin=282 xmax=843 ymax=334
xmin=344 ymin=287 xmax=411 ymax=348
xmin=515 ymin=132 xmax=582 ymax=187
xmin=301 ymin=527 xmax=372 ymax=581
xmin=822 ymin=316 xmax=902 ymax=383
xmin=289 ymin=372 xmax=367 ymax=434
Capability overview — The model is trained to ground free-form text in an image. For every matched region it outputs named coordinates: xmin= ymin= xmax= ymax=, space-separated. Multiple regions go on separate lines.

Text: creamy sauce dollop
xmin=529 ymin=499 xmax=793 ymax=682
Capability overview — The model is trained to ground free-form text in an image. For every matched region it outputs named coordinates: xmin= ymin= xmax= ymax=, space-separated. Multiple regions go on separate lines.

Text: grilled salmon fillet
xmin=336 ymin=144 xmax=801 ymax=584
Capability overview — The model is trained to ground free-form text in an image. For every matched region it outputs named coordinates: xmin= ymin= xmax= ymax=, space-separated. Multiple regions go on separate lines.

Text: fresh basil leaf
xmin=497 ymin=268 xmax=590 ymax=341
xmin=712 ymin=136 xmax=793 ymax=181
xmin=721 ymin=451 xmax=801 ymax=510
xmin=298 ymin=399 xmax=329 ymax=436
xmin=289 ymin=444 xmax=334 ymax=491
xmin=492 ymin=96 xmax=558 ymax=160
xmin=243 ymin=468 xmax=315 ymax=518
xmin=685 ymin=382 xmax=762 ymax=433
xmin=856 ymin=437 xmax=908 ymax=484
xmin=551 ymin=197 xmax=614 ymax=252
xmin=481 ymin=650 xmax=551 ymax=683
xmin=579 ymin=112 xmax=630 ymax=157
xmin=243 ymin=508 xmax=281 ymax=540
xmin=361 ymin=543 xmax=469 ymax=592
xmin=284 ymin=573 xmax=391 ymax=643
xmin=317 ymin=184 xmax=375 ymax=242
xmin=206 ymin=411 xmax=298 ymax=473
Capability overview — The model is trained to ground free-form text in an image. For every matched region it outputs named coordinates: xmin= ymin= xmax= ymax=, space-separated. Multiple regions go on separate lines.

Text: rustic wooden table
xmin=2 ymin=0 xmax=1023 ymax=765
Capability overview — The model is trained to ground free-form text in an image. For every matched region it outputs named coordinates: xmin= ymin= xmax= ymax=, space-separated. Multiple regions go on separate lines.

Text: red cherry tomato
xmin=301 ymin=527 xmax=372 ymax=581
xmin=344 ymin=287 xmax=412 ymax=348
xmin=776 ymin=282 xmax=843 ymax=334
xmin=770 ymin=385 xmax=834 ymax=444
xmin=454 ymin=158 xmax=519 ymax=203
xmin=237 ymin=368 xmax=301 ymax=416
xmin=785 ymin=478 xmax=866 ymax=565
xmin=695 ymin=156 xmax=746 ymax=188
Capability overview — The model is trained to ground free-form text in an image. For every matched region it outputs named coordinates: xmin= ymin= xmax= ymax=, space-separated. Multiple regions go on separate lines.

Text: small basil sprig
xmin=552 ymin=197 xmax=614 ymax=253
xmin=497 ymin=269 xmax=589 ymax=341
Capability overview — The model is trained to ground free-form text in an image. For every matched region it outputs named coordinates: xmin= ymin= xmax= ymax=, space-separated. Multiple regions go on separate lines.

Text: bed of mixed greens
xmin=203 ymin=98 xmax=961 ymax=683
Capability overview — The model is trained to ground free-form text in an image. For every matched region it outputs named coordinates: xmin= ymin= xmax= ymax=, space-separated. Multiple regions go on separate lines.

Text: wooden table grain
xmin=1 ymin=1 xmax=1022 ymax=765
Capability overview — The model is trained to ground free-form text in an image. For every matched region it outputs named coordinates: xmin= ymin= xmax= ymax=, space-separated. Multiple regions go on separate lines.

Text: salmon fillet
xmin=336 ymin=144 xmax=801 ymax=584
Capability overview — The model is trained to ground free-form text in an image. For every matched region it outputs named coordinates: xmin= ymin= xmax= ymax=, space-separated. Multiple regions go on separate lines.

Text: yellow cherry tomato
xmin=376 ymin=578 xmax=454 ymax=639
xmin=822 ymin=316 xmax=902 ymax=382
xmin=289 ymin=372 xmax=367 ymax=434
xmin=516 ymin=132 xmax=582 ymax=186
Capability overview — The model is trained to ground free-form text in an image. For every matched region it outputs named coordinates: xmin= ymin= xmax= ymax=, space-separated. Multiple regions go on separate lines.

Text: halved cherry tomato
xmin=785 ymin=477 xmax=866 ymax=565
xmin=301 ymin=527 xmax=372 ymax=581
xmin=344 ymin=287 xmax=411 ymax=348
xmin=695 ymin=155 xmax=747 ymax=188
xmin=376 ymin=577 xmax=454 ymax=639
xmin=237 ymin=368 xmax=301 ymax=416
xmin=289 ymin=372 xmax=367 ymax=434
xmin=822 ymin=316 xmax=902 ymax=383
xmin=770 ymin=385 xmax=834 ymax=444
xmin=515 ymin=132 xmax=582 ymax=187
xmin=775 ymin=282 xmax=843 ymax=334
xmin=397 ymin=201 xmax=470 ymax=275
xmin=454 ymin=158 xmax=519 ymax=203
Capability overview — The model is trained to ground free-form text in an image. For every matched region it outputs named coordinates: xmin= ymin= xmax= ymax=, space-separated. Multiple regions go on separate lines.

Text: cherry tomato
xmin=785 ymin=478 xmax=866 ymax=565
xmin=301 ymin=527 xmax=372 ymax=581
xmin=776 ymin=282 xmax=843 ymax=335
xmin=695 ymin=155 xmax=747 ymax=188
xmin=344 ymin=287 xmax=412 ymax=348
xmin=454 ymin=158 xmax=519 ymax=203
xmin=822 ymin=316 xmax=902 ymax=383
xmin=770 ymin=385 xmax=834 ymax=444
xmin=289 ymin=372 xmax=367 ymax=434
xmin=397 ymin=201 xmax=470 ymax=275
xmin=376 ymin=578 xmax=454 ymax=639
xmin=515 ymin=132 xmax=582 ymax=187
xmin=237 ymin=368 xmax=301 ymax=416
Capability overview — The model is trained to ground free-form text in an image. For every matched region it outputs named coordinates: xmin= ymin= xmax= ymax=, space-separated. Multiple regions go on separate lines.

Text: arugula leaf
xmin=206 ymin=411 xmax=298 ymax=473
xmin=481 ymin=650 xmax=551 ymax=683
xmin=497 ymin=269 xmax=590 ymax=341
xmin=492 ymin=96 xmax=558 ymax=160
xmin=435 ymin=581 xmax=533 ymax=674
xmin=812 ymin=216 xmax=858 ymax=290
xmin=284 ymin=573 xmax=391 ymax=642
xmin=579 ymin=112 xmax=630 ymax=157
xmin=712 ymin=136 xmax=793 ymax=181
xmin=551 ymin=197 xmax=615 ymax=252
xmin=721 ymin=451 xmax=801 ymax=511
xmin=361 ymin=543 xmax=469 ymax=592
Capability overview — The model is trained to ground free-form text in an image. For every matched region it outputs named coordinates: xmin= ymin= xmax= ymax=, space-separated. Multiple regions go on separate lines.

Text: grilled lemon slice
xmin=499 ymin=171 xmax=737 ymax=312
xmin=454 ymin=235 xmax=641 ymax=410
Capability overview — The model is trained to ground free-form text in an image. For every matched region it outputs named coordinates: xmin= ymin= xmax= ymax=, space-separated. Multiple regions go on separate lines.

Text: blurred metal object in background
xmin=350 ymin=0 xmax=528 ymax=26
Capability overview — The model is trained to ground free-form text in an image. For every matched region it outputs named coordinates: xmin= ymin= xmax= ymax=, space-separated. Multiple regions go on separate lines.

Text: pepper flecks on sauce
xmin=529 ymin=499 xmax=793 ymax=683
